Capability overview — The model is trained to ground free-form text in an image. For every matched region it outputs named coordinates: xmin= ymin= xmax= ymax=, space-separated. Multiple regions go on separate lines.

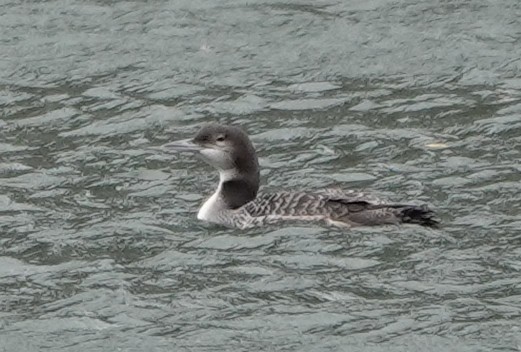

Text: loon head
xmin=162 ymin=123 xmax=260 ymax=208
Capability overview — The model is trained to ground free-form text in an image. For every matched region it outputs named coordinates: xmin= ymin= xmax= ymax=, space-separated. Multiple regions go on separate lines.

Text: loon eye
xmin=216 ymin=135 xmax=226 ymax=142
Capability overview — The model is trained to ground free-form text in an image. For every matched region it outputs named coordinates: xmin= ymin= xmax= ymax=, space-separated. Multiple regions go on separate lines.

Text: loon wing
xmin=242 ymin=190 xmax=439 ymax=228
xmin=321 ymin=193 xmax=438 ymax=227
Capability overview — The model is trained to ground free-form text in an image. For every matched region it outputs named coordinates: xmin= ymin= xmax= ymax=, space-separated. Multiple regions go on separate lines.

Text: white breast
xmin=197 ymin=190 xmax=221 ymax=221
xmin=197 ymin=172 xmax=238 ymax=222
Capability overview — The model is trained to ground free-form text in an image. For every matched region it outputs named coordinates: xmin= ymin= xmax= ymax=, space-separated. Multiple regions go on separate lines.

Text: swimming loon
xmin=161 ymin=123 xmax=439 ymax=229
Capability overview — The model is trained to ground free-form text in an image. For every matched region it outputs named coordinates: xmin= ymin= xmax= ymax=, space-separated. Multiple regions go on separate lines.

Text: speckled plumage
xmin=162 ymin=123 xmax=439 ymax=229
xmin=224 ymin=191 xmax=437 ymax=229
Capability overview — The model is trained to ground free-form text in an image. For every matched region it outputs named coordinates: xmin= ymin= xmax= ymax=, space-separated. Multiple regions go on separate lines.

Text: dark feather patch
xmin=327 ymin=199 xmax=371 ymax=212
xmin=221 ymin=179 xmax=258 ymax=209
xmin=400 ymin=205 xmax=440 ymax=228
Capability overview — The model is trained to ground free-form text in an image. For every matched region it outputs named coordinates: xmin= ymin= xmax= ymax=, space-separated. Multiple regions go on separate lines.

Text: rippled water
xmin=2 ymin=0 xmax=521 ymax=351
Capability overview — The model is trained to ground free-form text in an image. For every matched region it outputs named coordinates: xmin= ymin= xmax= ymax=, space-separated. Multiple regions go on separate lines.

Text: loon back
xmin=159 ymin=123 xmax=439 ymax=229
xmin=236 ymin=190 xmax=439 ymax=229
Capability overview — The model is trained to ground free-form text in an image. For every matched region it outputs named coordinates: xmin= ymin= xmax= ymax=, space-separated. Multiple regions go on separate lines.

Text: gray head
xmin=162 ymin=123 xmax=260 ymax=208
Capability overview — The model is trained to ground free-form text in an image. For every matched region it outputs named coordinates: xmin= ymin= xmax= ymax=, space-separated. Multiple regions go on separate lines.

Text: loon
xmin=161 ymin=123 xmax=439 ymax=230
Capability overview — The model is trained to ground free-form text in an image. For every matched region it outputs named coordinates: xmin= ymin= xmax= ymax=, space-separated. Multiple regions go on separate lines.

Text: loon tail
xmin=399 ymin=205 xmax=440 ymax=228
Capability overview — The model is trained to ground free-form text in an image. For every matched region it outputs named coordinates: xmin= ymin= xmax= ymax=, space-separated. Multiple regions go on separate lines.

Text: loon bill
xmin=159 ymin=123 xmax=439 ymax=229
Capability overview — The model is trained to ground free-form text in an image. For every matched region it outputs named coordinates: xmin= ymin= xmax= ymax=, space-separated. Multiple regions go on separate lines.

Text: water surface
xmin=1 ymin=0 xmax=521 ymax=351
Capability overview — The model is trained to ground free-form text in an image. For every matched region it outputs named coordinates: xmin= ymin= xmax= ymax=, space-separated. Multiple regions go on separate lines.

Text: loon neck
xmin=217 ymin=169 xmax=259 ymax=209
